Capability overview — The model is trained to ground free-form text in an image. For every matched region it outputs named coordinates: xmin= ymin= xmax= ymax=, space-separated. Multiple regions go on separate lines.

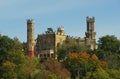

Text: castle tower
xmin=27 ymin=19 xmax=35 ymax=57
xmin=85 ymin=16 xmax=97 ymax=50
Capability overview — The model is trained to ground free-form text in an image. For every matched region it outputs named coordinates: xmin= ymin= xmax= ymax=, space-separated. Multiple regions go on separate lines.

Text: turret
xmin=27 ymin=19 xmax=35 ymax=57
xmin=57 ymin=27 xmax=65 ymax=35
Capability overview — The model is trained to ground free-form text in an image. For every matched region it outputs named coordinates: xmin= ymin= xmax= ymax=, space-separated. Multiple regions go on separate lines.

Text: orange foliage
xmin=69 ymin=52 xmax=100 ymax=61
xmin=80 ymin=52 xmax=90 ymax=59
xmin=69 ymin=52 xmax=91 ymax=59
xmin=101 ymin=61 xmax=108 ymax=70
xmin=91 ymin=54 xmax=99 ymax=60
xmin=45 ymin=60 xmax=71 ymax=78
xmin=69 ymin=53 xmax=78 ymax=58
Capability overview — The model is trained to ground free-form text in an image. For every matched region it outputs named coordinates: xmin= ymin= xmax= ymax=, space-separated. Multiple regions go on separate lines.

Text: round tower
xmin=27 ymin=19 xmax=35 ymax=57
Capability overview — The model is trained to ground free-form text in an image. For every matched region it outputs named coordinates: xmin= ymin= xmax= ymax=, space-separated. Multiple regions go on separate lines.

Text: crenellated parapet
xmin=86 ymin=16 xmax=95 ymax=22
xmin=27 ymin=19 xmax=34 ymax=23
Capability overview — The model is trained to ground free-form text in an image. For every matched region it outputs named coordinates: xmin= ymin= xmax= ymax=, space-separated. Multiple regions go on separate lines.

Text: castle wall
xmin=35 ymin=27 xmax=66 ymax=59
xmin=55 ymin=34 xmax=66 ymax=48
xmin=36 ymin=34 xmax=55 ymax=51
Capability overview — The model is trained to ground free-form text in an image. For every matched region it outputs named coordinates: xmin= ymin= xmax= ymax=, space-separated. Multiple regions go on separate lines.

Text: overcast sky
xmin=0 ymin=0 xmax=120 ymax=42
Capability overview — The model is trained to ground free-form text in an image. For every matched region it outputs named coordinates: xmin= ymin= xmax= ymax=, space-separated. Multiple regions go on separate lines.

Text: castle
xmin=27 ymin=16 xmax=98 ymax=58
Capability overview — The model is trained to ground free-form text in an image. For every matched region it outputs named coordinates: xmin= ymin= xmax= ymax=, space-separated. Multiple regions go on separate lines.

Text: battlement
xmin=27 ymin=19 xmax=34 ymax=23
xmin=86 ymin=16 xmax=95 ymax=22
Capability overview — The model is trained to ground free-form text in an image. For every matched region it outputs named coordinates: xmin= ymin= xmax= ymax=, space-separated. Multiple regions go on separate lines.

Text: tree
xmin=0 ymin=35 xmax=24 ymax=66
xmin=64 ymin=52 xmax=107 ymax=79
xmin=98 ymin=35 xmax=120 ymax=53
xmin=83 ymin=68 xmax=110 ymax=79
xmin=108 ymin=69 xmax=120 ymax=79
xmin=0 ymin=35 xmax=14 ymax=51
xmin=0 ymin=61 xmax=17 ymax=79
xmin=0 ymin=34 xmax=27 ymax=79
xmin=43 ymin=59 xmax=71 ymax=79
xmin=17 ymin=56 xmax=39 ymax=79
xmin=12 ymin=37 xmax=23 ymax=52
xmin=57 ymin=37 xmax=89 ymax=61
xmin=105 ymin=54 xmax=120 ymax=69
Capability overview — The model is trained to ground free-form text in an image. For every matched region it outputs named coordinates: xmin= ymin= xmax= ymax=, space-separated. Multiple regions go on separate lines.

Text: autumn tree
xmin=57 ymin=37 xmax=89 ymax=61
xmin=64 ymin=52 xmax=108 ymax=79
xmin=43 ymin=59 xmax=71 ymax=79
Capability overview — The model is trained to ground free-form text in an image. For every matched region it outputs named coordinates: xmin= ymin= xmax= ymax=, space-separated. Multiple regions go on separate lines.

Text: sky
xmin=0 ymin=0 xmax=120 ymax=42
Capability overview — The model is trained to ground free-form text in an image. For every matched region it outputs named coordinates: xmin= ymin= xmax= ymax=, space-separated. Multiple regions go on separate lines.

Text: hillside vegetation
xmin=0 ymin=34 xmax=120 ymax=79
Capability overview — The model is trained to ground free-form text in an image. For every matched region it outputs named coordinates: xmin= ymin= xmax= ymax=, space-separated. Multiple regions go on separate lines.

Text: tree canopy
xmin=0 ymin=34 xmax=120 ymax=79
xmin=98 ymin=35 xmax=120 ymax=53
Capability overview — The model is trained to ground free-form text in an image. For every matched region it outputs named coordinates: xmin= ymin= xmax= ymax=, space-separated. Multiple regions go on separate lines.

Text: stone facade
xmin=27 ymin=16 xmax=97 ymax=58
xmin=35 ymin=27 xmax=66 ymax=59
xmin=85 ymin=16 xmax=98 ymax=50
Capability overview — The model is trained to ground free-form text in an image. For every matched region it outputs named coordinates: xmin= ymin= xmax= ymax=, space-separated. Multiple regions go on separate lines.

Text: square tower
xmin=85 ymin=16 xmax=97 ymax=50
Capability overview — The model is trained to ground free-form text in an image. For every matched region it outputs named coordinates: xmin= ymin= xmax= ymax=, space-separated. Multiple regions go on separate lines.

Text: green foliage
xmin=90 ymin=49 xmax=120 ymax=69
xmin=0 ymin=35 xmax=14 ymax=51
xmin=57 ymin=37 xmax=89 ymax=61
xmin=0 ymin=35 xmax=24 ymax=65
xmin=106 ymin=54 xmax=120 ymax=69
xmin=0 ymin=35 xmax=26 ymax=79
xmin=0 ymin=34 xmax=70 ymax=79
xmin=83 ymin=68 xmax=110 ymax=79
xmin=92 ymin=68 xmax=110 ymax=79
xmin=1 ymin=34 xmax=120 ymax=79
xmin=48 ymin=74 xmax=57 ymax=79
xmin=64 ymin=52 xmax=104 ymax=79
xmin=98 ymin=35 xmax=120 ymax=53
xmin=22 ymin=42 xmax=27 ymax=54
xmin=58 ymin=35 xmax=120 ymax=79
xmin=12 ymin=37 xmax=23 ymax=52
xmin=108 ymin=69 xmax=120 ymax=79
xmin=0 ymin=61 xmax=17 ymax=79
xmin=43 ymin=59 xmax=71 ymax=79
